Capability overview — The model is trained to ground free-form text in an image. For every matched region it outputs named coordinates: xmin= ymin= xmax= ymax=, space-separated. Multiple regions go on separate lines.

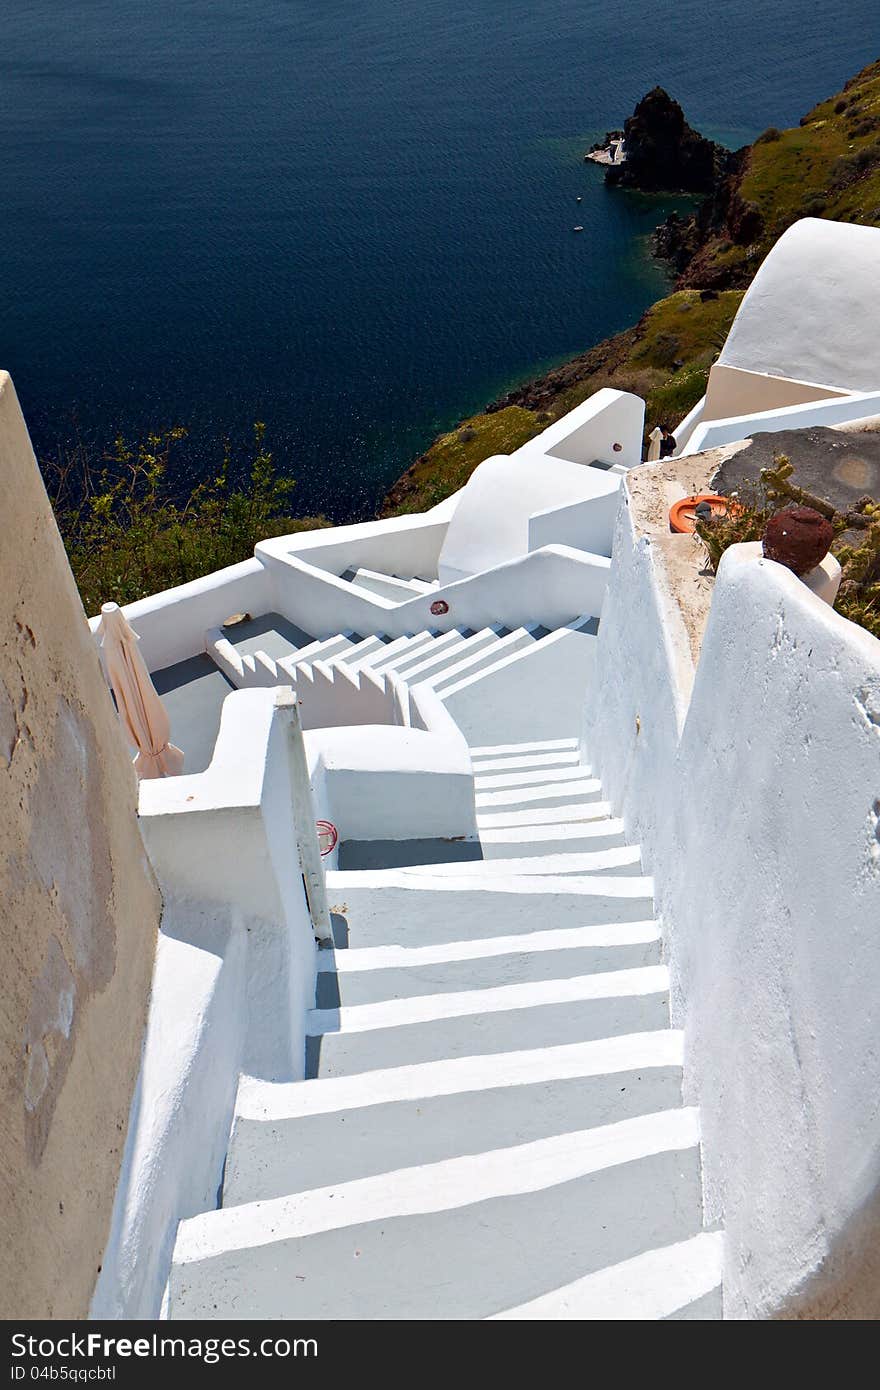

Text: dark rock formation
xmin=652 ymin=144 xmax=751 ymax=279
xmin=605 ymin=87 xmax=732 ymax=194
xmin=762 ymin=506 xmax=834 ymax=575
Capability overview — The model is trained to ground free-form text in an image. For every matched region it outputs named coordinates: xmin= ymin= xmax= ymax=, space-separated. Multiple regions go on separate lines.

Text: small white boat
xmin=573 ymin=225 xmax=584 ymax=232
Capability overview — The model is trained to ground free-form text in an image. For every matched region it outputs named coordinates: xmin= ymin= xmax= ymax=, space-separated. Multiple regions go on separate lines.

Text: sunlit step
xmin=490 ymin=1232 xmax=724 ymax=1321
xmin=224 ymin=1030 xmax=684 ymax=1203
xmin=468 ymin=738 xmax=580 ymax=759
xmin=474 ymin=763 xmax=593 ymax=790
xmin=170 ymin=1109 xmax=703 ymax=1320
xmin=475 ymin=777 xmax=603 ymax=809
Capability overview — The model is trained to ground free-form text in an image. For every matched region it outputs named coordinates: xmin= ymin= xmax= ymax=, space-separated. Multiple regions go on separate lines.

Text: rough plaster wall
xmin=585 ymin=476 xmax=880 ymax=1318
xmin=0 ymin=372 xmax=161 ymax=1318
xmin=702 ymin=364 xmax=846 ymax=423
xmin=669 ymin=552 xmax=880 ymax=1319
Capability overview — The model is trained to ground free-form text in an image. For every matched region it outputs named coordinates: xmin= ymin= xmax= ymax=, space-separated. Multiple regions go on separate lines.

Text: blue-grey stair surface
xmin=168 ymin=738 xmax=722 ymax=1320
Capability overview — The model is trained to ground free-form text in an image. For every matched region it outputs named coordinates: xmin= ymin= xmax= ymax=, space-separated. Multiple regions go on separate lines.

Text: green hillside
xmin=383 ymin=58 xmax=880 ymax=517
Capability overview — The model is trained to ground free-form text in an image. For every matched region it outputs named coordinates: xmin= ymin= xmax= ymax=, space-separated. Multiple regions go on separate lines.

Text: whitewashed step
xmin=224 ymin=1030 xmax=684 ymax=1203
xmin=474 ymin=763 xmax=593 ymax=791
xmin=478 ymin=822 xmax=628 ymax=858
xmin=315 ymin=926 xmax=661 ymax=1008
xmin=439 ymin=619 xmax=597 ymax=747
xmin=336 ymin=633 xmax=388 ymax=664
xmin=385 ymin=845 xmax=642 ymax=877
xmin=310 ymin=962 xmax=668 ymax=1037
xmin=378 ymin=626 xmax=462 ymax=674
xmin=490 ymin=1231 xmax=723 ymax=1321
xmin=477 ymin=801 xmax=613 ymax=829
xmin=353 ymin=630 xmax=435 ymax=672
xmin=471 ymin=750 xmax=582 ymax=774
xmin=395 ymin=627 xmax=499 ymax=682
xmin=345 ymin=567 xmax=426 ymax=601
xmin=307 ymin=964 xmax=669 ymax=1075
xmin=469 ymin=738 xmax=580 ymax=758
xmin=391 ymin=574 xmax=436 ymax=593
xmin=325 ymin=872 xmax=655 ymax=947
xmin=169 ymin=1108 xmax=702 ymax=1320
xmin=268 ymin=631 xmax=352 ymax=668
xmin=429 ymin=628 xmax=539 ymax=693
xmin=475 ymin=777 xmax=603 ymax=810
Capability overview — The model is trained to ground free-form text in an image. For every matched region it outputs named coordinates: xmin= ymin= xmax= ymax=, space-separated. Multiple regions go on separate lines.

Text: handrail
xmin=274 ymin=688 xmax=333 ymax=944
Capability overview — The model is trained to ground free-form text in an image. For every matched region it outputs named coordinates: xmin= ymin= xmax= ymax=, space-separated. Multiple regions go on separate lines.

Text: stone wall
xmin=0 ymin=372 xmax=161 ymax=1318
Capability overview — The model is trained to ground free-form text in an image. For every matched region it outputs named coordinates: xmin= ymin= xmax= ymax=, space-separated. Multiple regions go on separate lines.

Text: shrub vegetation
xmin=48 ymin=422 xmax=328 ymax=615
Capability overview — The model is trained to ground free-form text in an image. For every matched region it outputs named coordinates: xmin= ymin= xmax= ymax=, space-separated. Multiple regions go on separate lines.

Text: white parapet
xmin=305 ymin=681 xmax=477 ymax=844
xmin=583 ymin=509 xmax=880 ymax=1318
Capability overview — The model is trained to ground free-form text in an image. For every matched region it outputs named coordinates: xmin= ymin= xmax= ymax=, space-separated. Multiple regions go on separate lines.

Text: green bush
xmin=48 ymin=423 xmax=329 ymax=614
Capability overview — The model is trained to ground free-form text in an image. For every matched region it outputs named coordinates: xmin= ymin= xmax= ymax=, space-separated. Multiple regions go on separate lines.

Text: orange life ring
xmin=669 ymin=493 xmax=739 ymax=535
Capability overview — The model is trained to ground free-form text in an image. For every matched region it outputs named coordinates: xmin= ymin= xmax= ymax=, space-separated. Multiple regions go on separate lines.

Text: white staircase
xmin=207 ymin=616 xmax=596 ymax=744
xmin=166 ymin=739 xmax=722 ymax=1320
xmin=341 ymin=566 xmax=439 ymax=600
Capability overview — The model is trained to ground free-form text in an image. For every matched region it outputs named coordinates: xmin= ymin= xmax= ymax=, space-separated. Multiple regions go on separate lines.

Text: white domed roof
xmin=718 ymin=218 xmax=880 ymax=392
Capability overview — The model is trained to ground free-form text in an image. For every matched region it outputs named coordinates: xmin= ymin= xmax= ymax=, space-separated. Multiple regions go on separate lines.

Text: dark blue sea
xmin=2 ymin=2 xmax=877 ymax=520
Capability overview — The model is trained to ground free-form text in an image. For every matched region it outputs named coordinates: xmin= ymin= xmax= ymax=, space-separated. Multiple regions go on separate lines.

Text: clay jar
xmin=762 ymin=506 xmax=834 ymax=576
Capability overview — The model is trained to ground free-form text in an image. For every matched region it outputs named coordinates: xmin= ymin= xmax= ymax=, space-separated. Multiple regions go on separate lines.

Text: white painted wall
xmin=88 ymin=557 xmax=273 ymax=672
xmin=584 ymin=515 xmax=880 ymax=1318
xmin=305 ymin=723 xmax=476 ymax=843
xmin=90 ymin=903 xmax=247 ymax=1320
xmin=701 ymin=363 xmax=847 ymax=422
xmin=718 ymin=219 xmax=880 ymax=393
xmin=437 ymin=390 xmax=642 ymax=584
xmin=139 ymin=689 xmax=317 ymax=1078
xmin=528 ymin=486 xmax=623 ymax=560
xmin=681 ymin=389 xmax=880 ymax=458
xmin=94 ymin=688 xmax=323 ymax=1318
xmin=264 ymin=502 xmax=456 ymax=584
xmin=259 ymin=542 xmax=611 ymax=642
xmin=512 ymin=388 xmax=645 ymax=469
xmin=303 ymin=678 xmax=477 ymax=843
xmin=670 ymin=395 xmax=706 ymax=455
xmin=438 ymin=454 xmax=620 ymax=584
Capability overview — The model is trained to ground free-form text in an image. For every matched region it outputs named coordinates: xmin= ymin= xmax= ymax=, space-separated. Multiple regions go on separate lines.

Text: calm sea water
xmin=2 ymin=2 xmax=877 ymax=520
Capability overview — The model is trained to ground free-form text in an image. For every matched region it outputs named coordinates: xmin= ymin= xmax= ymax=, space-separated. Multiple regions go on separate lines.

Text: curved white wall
xmin=718 ymin=218 xmax=880 ymax=392
xmin=438 ymin=454 xmax=619 ymax=584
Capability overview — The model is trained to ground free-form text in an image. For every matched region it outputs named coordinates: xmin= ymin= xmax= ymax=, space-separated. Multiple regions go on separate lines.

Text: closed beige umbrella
xmin=98 ymin=602 xmax=184 ymax=779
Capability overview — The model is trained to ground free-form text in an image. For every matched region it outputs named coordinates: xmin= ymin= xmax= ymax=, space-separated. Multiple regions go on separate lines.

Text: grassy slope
xmin=383 ymin=58 xmax=880 ymax=518
xmin=382 ymin=290 xmax=743 ymax=515
xmin=688 ymin=57 xmax=880 ymax=286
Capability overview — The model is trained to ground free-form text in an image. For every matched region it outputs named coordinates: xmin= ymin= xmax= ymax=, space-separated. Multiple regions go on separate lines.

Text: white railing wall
xmin=584 ymin=508 xmax=880 ymax=1319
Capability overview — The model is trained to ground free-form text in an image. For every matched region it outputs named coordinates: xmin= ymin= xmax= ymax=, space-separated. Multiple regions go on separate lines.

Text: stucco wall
xmin=718 ymin=218 xmax=880 ymax=393
xmin=0 ymin=372 xmax=161 ymax=1318
xmin=702 ymin=363 xmax=846 ymax=423
xmin=438 ymin=454 xmax=619 ymax=585
xmin=584 ymin=480 xmax=880 ymax=1318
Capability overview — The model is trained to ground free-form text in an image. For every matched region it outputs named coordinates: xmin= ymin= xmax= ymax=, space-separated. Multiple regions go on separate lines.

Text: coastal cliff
xmin=662 ymin=56 xmax=880 ymax=288
xmin=383 ymin=57 xmax=880 ymax=517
